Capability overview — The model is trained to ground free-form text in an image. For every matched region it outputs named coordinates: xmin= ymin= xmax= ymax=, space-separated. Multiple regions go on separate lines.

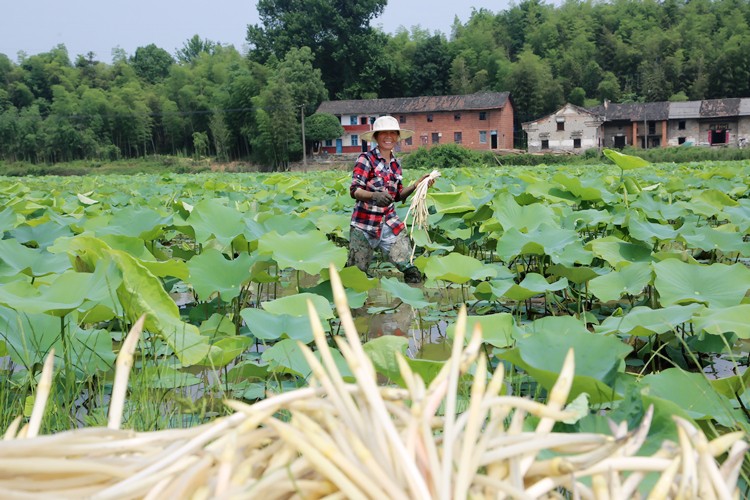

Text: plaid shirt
xmin=349 ymin=147 xmax=405 ymax=239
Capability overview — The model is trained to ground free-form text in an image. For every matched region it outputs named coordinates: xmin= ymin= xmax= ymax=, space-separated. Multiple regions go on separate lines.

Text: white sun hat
xmin=360 ymin=115 xmax=414 ymax=142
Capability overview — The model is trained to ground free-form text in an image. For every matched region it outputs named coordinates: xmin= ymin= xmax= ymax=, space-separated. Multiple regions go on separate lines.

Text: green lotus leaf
xmin=677 ymin=224 xmax=750 ymax=256
xmin=446 ymin=313 xmax=515 ymax=348
xmin=258 ymin=230 xmax=347 ymax=275
xmin=314 ymin=213 xmax=350 ymax=238
xmin=562 ymin=208 xmax=614 ymax=231
xmin=262 ymin=338 xmax=352 ymax=379
xmin=300 ymin=280 xmax=368 ymax=309
xmin=502 ymin=273 xmax=568 ymax=301
xmin=422 ymin=252 xmax=497 ymax=284
xmin=693 ymin=304 xmax=750 ymax=339
xmin=257 ymin=213 xmax=317 ymax=235
xmin=196 ymin=336 xmax=253 ymax=367
xmin=631 ymin=193 xmax=686 ymax=220
xmin=589 ymin=262 xmax=653 ymax=302
xmin=0 ymin=206 xmax=22 ymax=230
xmin=547 ymin=264 xmax=605 ymax=285
xmin=93 ymin=205 xmax=172 ymax=241
xmin=595 ymin=304 xmax=703 ymax=337
xmin=67 ymin=326 xmax=116 ymax=375
xmin=411 ymin=228 xmax=455 ymax=253
xmin=0 ymin=306 xmax=61 ymax=367
xmin=653 ymin=259 xmax=750 ymax=308
xmin=723 ymin=200 xmax=750 ymax=232
xmin=519 ymin=315 xmax=591 ymax=337
xmin=603 ymin=148 xmax=650 ymax=171
xmin=496 ymin=224 xmax=591 ymax=266
xmin=500 ymin=323 xmax=631 ymax=403
xmin=10 ymin=221 xmax=73 ymax=250
xmin=552 ymin=173 xmax=605 ymax=202
xmin=187 ymin=198 xmax=245 ymax=246
xmin=587 ymin=236 xmax=653 ymax=269
xmin=429 ymin=191 xmax=475 ymax=214
xmin=187 ymin=248 xmax=254 ymax=302
xmin=626 ymin=217 xmax=678 ymax=244
xmin=321 ymin=266 xmax=378 ymax=293
xmin=241 ymin=307 xmax=328 ymax=344
xmin=380 ymin=277 xmax=431 ymax=309
xmin=364 ymin=335 xmax=409 ymax=386
xmin=99 ymin=234 xmax=189 ymax=280
xmin=138 ymin=365 xmax=202 ymax=389
xmin=491 ymin=192 xmax=557 ymax=232
xmin=198 ymin=313 xmax=236 ymax=340
xmin=226 ymin=359 xmax=268 ymax=383
xmin=0 ymin=239 xmax=73 ymax=278
xmin=708 ymin=364 xmax=750 ymax=399
xmin=640 ymin=369 xmax=743 ymax=427
xmin=261 ymin=292 xmax=334 ymax=320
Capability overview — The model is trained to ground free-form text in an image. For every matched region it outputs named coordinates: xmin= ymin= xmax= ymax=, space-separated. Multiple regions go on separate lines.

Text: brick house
xmin=523 ymin=97 xmax=750 ymax=153
xmin=522 ymin=103 xmax=604 ymax=153
xmin=315 ymin=91 xmax=514 ymax=155
xmin=590 ymin=98 xmax=750 ymax=149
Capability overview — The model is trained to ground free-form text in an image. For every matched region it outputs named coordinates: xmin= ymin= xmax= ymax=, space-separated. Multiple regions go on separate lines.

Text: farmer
xmin=347 ymin=115 xmax=432 ymax=283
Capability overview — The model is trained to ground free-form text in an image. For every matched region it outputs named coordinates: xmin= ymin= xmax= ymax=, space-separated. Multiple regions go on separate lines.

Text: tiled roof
xmin=316 ymin=92 xmax=510 ymax=115
xmin=588 ymin=97 xmax=750 ymax=121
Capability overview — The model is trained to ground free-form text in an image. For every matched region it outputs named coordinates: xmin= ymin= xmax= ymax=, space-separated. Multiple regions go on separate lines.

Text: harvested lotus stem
xmin=0 ymin=263 xmax=747 ymax=499
xmin=404 ymin=169 xmax=441 ymax=263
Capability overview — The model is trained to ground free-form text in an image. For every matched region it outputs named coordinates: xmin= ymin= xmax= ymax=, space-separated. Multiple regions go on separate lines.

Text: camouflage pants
xmin=347 ymin=225 xmax=415 ymax=275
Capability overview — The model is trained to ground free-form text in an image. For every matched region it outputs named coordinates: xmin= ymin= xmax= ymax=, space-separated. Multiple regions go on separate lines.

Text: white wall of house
xmin=524 ymin=104 xmax=602 ymax=153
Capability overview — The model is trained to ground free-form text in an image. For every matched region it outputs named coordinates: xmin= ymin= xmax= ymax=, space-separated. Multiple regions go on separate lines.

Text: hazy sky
xmin=1 ymin=0 xmax=521 ymax=63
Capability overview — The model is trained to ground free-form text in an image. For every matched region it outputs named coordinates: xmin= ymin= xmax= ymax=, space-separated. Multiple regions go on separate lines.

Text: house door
xmin=362 ymin=141 xmax=368 ymax=152
xmin=336 ymin=139 xmax=342 ymax=154
xmin=710 ymin=129 xmax=728 ymax=145
xmin=614 ymin=136 xmax=626 ymax=148
xmin=491 ymin=130 xmax=498 ymax=149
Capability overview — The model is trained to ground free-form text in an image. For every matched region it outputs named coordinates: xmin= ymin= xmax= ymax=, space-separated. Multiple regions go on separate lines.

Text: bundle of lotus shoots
xmin=1 ymin=265 xmax=747 ymax=499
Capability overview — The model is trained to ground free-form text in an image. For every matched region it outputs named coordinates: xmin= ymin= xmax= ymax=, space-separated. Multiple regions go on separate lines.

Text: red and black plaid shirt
xmin=349 ymin=147 xmax=405 ymax=239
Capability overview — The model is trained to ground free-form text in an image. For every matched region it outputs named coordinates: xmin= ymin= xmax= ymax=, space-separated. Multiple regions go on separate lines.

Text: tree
xmin=275 ymin=47 xmax=328 ymax=113
xmin=246 ymin=0 xmax=387 ymax=97
xmin=408 ymin=34 xmax=451 ymax=96
xmin=305 ymin=113 xmax=343 ymax=150
xmin=251 ymin=78 xmax=299 ymax=171
xmin=130 ymin=44 xmax=174 ymax=84
xmin=176 ymin=35 xmax=219 ymax=64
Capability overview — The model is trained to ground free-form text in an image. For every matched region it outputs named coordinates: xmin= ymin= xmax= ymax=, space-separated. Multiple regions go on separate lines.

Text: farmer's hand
xmin=418 ymin=173 xmax=436 ymax=188
xmin=371 ymin=191 xmax=393 ymax=206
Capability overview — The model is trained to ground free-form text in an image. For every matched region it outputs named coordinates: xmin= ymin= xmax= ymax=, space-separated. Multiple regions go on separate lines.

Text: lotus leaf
xmin=552 ymin=173 xmax=606 ymax=202
xmin=626 ymin=216 xmax=678 ymax=244
xmin=241 ymin=308 xmax=327 ymax=344
xmin=363 ymin=335 xmax=409 ymax=386
xmin=491 ymin=192 xmax=557 ymax=232
xmin=587 ymin=236 xmax=653 ymax=269
xmin=0 ymin=239 xmax=73 ymax=278
xmin=379 ymin=277 xmax=431 ymax=309
xmin=261 ymin=292 xmax=334 ymax=320
xmin=422 ymin=252 xmax=497 ymax=284
xmin=138 ymin=365 xmax=202 ymax=389
xmin=262 ymin=338 xmax=352 ymax=379
xmin=677 ymin=224 xmax=750 ymax=256
xmin=603 ymin=148 xmax=649 ymax=171
xmin=186 ymin=198 xmax=245 ymax=246
xmin=226 ymin=359 xmax=268 ymax=383
xmin=496 ymin=224 xmax=591 ymax=266
xmin=653 ymin=259 xmax=750 ymax=308
xmin=187 ymin=248 xmax=255 ymax=302
xmin=429 ymin=191 xmax=475 ymax=214
xmin=640 ymin=369 xmax=743 ymax=428
xmin=0 ymin=306 xmax=60 ymax=367
xmin=257 ymin=213 xmax=317 ymax=235
xmin=446 ymin=313 xmax=515 ymax=348
xmin=197 ymin=336 xmax=253 ymax=367
xmin=502 ymin=273 xmax=568 ymax=301
xmin=589 ymin=262 xmax=653 ymax=302
xmin=500 ymin=324 xmax=631 ymax=403
xmin=300 ymin=281 xmax=368 ymax=309
xmin=198 ymin=313 xmax=236 ymax=340
xmin=258 ymin=230 xmax=347 ymax=275
xmin=10 ymin=221 xmax=73 ymax=250
xmin=693 ymin=304 xmax=750 ymax=339
xmin=321 ymin=266 xmax=378 ymax=293
xmin=595 ymin=304 xmax=703 ymax=337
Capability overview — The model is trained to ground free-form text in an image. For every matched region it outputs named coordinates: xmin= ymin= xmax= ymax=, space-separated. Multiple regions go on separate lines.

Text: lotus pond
xmin=0 ymin=153 xmax=749 ymax=466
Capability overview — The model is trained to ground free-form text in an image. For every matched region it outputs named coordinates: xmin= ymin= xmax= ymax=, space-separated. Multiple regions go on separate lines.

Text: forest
xmin=2 ymin=0 xmax=750 ymax=170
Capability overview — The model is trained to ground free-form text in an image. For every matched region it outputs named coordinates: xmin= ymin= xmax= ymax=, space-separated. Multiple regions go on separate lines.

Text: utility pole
xmin=300 ymin=105 xmax=307 ymax=172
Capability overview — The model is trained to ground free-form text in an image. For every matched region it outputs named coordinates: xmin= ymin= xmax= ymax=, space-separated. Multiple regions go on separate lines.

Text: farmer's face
xmin=375 ymin=130 xmax=399 ymax=152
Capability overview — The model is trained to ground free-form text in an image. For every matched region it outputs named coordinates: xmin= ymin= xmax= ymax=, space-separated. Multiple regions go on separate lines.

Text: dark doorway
xmin=614 ymin=136 xmax=626 ymax=148
xmin=710 ymin=129 xmax=727 ymax=145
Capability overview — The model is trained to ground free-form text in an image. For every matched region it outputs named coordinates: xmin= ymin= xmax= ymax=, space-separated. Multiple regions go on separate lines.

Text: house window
xmin=678 ymin=137 xmax=686 ymax=145
xmin=420 ymin=135 xmax=428 ymax=145
xmin=678 ymin=120 xmax=686 ymax=130
xmin=324 ymin=139 xmax=333 ymax=147
xmin=360 ymin=117 xmax=368 ymax=125
xmin=541 ymin=139 xmax=549 ymax=150
xmin=479 ymin=111 xmax=487 ymax=120
xmin=454 ymin=113 xmax=461 ymax=121
xmin=351 ymin=135 xmax=359 ymax=146
xmin=405 ymin=137 xmax=413 ymax=146
xmin=370 ymin=116 xmax=377 ymax=124
xmin=350 ymin=116 xmax=358 ymax=125
xmin=427 ymin=114 xmax=433 ymax=122
xmin=479 ymin=131 xmax=487 ymax=144
xmin=454 ymin=131 xmax=462 ymax=144
xmin=573 ymin=138 xmax=581 ymax=149
xmin=432 ymin=133 xmax=440 ymax=144
xmin=557 ymin=121 xmax=565 ymax=131
xmin=648 ymin=122 xmax=656 ymax=135
xmin=399 ymin=115 xmax=406 ymax=123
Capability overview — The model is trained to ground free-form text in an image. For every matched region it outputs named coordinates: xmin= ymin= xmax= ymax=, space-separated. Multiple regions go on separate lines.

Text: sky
xmin=1 ymin=0 xmax=519 ymax=63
